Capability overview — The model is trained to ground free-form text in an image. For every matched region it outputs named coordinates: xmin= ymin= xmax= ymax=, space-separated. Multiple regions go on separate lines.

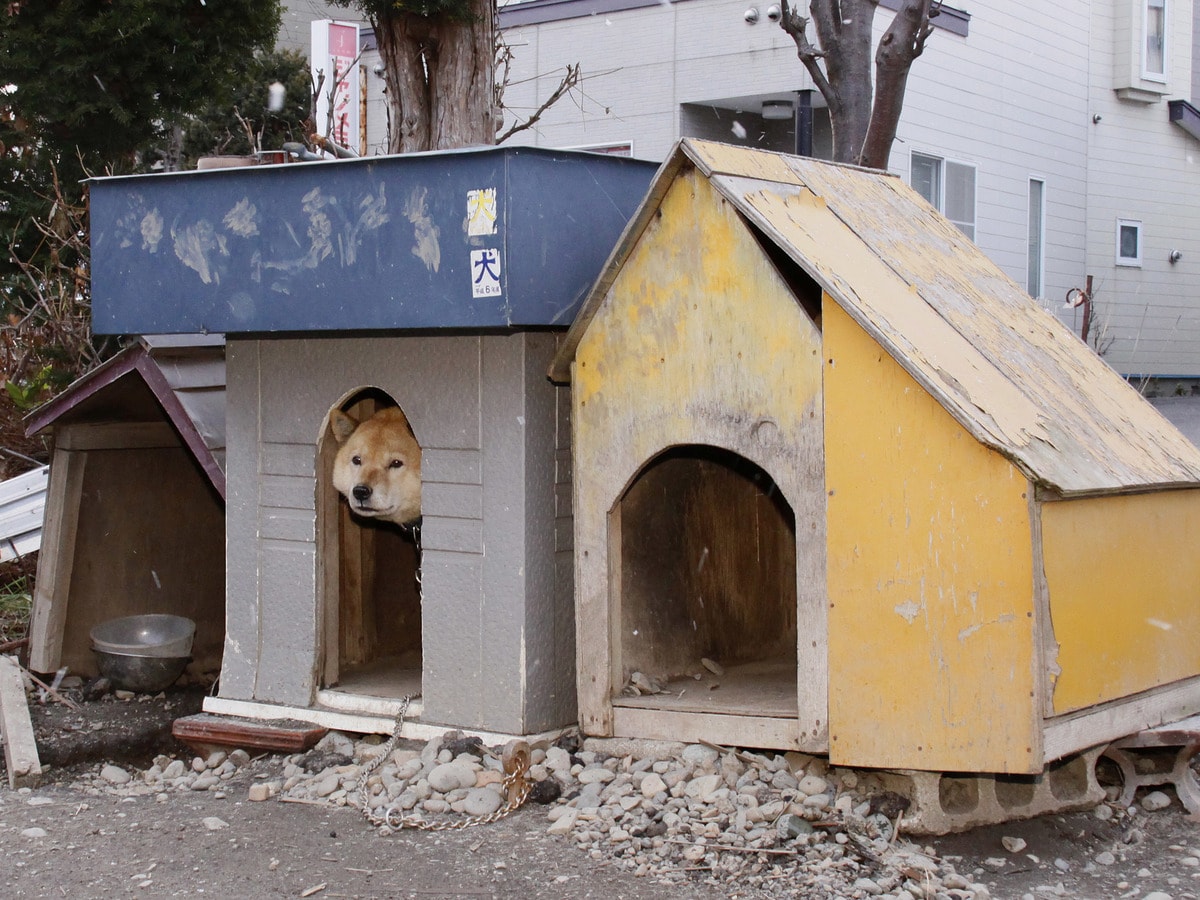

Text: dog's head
xmin=330 ymin=407 xmax=422 ymax=527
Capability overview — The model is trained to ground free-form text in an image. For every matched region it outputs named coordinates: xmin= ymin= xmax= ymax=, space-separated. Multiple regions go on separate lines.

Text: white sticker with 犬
xmin=467 ymin=188 xmax=497 ymax=236
xmin=471 ymin=249 xmax=502 ymax=298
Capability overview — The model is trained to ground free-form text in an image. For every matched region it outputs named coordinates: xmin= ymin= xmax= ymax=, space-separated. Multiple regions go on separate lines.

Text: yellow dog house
xmin=550 ymin=139 xmax=1200 ymax=778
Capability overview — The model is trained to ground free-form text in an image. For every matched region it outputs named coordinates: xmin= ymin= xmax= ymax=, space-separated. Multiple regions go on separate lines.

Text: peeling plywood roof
xmin=554 ymin=139 xmax=1200 ymax=496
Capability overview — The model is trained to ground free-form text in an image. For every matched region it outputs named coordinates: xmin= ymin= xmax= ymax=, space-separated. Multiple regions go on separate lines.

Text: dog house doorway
xmin=317 ymin=388 xmax=422 ymax=710
xmin=612 ymin=445 xmax=798 ymax=722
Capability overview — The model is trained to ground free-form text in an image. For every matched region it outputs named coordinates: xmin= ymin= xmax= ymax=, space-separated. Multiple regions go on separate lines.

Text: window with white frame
xmin=1027 ymin=178 xmax=1046 ymax=298
xmin=911 ymin=152 xmax=976 ymax=240
xmin=1144 ymin=0 xmax=1167 ymax=80
xmin=1116 ymin=218 xmax=1143 ymax=266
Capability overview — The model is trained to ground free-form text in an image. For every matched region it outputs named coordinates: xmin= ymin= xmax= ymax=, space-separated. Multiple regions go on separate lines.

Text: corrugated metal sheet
xmin=559 ymin=139 xmax=1200 ymax=496
xmin=0 ymin=465 xmax=48 ymax=562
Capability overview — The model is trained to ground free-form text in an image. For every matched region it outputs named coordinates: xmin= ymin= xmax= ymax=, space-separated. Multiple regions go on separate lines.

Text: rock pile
xmin=266 ymin=731 xmax=989 ymax=900
xmin=64 ymin=724 xmax=1198 ymax=900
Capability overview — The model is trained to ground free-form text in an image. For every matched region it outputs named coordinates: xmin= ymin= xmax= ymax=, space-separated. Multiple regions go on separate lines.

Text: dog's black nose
xmin=352 ymin=484 xmax=372 ymax=502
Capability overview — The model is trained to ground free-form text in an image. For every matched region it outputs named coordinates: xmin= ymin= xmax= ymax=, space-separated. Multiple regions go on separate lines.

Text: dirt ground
xmin=4 ymin=687 xmax=1200 ymax=899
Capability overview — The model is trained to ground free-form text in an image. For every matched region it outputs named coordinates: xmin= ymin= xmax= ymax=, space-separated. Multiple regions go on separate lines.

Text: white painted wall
xmin=1086 ymin=0 xmax=1200 ymax=377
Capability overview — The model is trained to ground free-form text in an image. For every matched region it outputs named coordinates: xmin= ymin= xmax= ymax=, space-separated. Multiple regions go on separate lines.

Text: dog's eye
xmin=351 ymin=455 xmax=361 ymax=466
xmin=389 ymin=459 xmax=404 ymax=469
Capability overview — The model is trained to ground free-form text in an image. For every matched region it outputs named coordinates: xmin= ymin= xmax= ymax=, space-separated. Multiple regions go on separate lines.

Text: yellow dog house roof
xmin=554 ymin=138 xmax=1200 ymax=496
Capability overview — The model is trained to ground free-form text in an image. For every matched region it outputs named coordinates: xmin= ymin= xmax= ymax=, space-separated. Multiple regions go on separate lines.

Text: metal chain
xmin=358 ymin=694 xmax=533 ymax=831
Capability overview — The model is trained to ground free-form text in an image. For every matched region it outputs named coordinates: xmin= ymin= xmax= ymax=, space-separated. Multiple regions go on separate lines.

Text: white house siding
xmin=883 ymin=1 xmax=1091 ymax=319
xmin=494 ymin=1 xmax=1092 ymax=351
xmin=349 ymin=1 xmax=1200 ymax=378
xmin=1086 ymin=0 xmax=1200 ymax=378
xmin=501 ymin=0 xmax=812 ymax=158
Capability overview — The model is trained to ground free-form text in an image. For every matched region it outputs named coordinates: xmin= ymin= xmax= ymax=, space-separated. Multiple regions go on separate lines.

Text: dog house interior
xmin=317 ymin=388 xmax=422 ymax=704
xmin=614 ymin=438 xmax=799 ymax=722
xmin=555 ymin=139 xmax=1200 ymax=775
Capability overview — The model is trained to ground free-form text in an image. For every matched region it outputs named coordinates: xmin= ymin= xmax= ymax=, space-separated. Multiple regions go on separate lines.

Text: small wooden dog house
xmin=86 ymin=147 xmax=656 ymax=738
xmin=24 ymin=335 xmax=226 ymax=679
xmin=551 ymin=139 xmax=1200 ymax=776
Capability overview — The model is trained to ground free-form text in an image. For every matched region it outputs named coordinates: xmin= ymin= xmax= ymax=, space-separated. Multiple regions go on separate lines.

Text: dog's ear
xmin=329 ymin=409 xmax=360 ymax=444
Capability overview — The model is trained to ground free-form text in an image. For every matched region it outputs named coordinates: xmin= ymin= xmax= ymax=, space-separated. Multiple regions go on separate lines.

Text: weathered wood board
xmin=0 ymin=655 xmax=41 ymax=789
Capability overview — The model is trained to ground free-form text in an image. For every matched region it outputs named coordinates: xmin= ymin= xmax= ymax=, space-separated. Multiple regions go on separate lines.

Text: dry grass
xmin=0 ymin=553 xmax=36 ymax=646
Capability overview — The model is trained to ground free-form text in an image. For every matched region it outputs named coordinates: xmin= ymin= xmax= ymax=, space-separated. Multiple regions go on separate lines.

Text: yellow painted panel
xmin=573 ymin=171 xmax=822 ymax=462
xmin=1044 ymin=490 xmax=1200 ymax=714
xmin=825 ymin=300 xmax=1041 ymax=773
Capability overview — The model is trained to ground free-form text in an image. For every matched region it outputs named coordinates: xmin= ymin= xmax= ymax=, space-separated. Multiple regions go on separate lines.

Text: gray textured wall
xmin=220 ymin=332 xmax=575 ymax=733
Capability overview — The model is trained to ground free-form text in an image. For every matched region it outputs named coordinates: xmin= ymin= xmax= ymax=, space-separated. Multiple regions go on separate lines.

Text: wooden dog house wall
xmin=85 ymin=147 xmax=656 ymax=737
xmin=24 ymin=337 xmax=227 ymax=679
xmin=552 ymin=139 xmax=1200 ymax=775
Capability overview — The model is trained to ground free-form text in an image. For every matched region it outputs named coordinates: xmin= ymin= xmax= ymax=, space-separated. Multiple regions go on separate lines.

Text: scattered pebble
xmin=1143 ymin=790 xmax=1173 ymax=811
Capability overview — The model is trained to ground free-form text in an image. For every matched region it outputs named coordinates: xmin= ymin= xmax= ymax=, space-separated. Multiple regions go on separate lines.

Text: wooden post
xmin=27 ymin=448 xmax=87 ymax=673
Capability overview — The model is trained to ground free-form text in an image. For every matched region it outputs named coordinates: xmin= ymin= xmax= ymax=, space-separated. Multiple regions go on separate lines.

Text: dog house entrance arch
xmin=317 ymin=387 xmax=422 ymax=702
xmin=610 ymin=444 xmax=799 ymax=722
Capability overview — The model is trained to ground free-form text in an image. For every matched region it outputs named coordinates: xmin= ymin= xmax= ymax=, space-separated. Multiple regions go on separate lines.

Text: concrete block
xmin=871 ymin=747 xmax=1105 ymax=835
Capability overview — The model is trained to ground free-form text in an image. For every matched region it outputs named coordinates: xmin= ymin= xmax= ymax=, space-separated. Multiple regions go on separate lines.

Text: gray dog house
xmin=88 ymin=147 xmax=656 ymax=738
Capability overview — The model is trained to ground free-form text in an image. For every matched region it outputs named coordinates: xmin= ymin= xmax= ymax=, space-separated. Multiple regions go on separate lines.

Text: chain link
xmin=358 ymin=694 xmax=532 ymax=831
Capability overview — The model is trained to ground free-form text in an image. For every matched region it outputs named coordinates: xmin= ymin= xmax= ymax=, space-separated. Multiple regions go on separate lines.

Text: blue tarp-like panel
xmin=89 ymin=146 xmax=657 ymax=335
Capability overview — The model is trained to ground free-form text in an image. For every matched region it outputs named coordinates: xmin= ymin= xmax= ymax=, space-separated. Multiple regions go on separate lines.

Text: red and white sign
xmin=311 ymin=20 xmax=361 ymax=153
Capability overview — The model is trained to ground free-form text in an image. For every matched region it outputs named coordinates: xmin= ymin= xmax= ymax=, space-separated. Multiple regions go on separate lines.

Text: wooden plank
xmin=1043 ymin=677 xmax=1200 ymax=766
xmin=172 ymin=713 xmax=326 ymax=755
xmin=612 ymin=706 xmax=806 ymax=753
xmin=0 ymin=655 xmax=42 ymax=788
xmin=27 ymin=449 xmax=87 ymax=673
xmin=56 ymin=421 xmax=179 ymax=451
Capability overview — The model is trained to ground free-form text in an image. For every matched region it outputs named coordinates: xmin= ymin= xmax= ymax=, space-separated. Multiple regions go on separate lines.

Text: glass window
xmin=1027 ymin=179 xmax=1045 ymax=298
xmin=911 ymin=152 xmax=976 ymax=240
xmin=1144 ymin=0 xmax=1167 ymax=79
xmin=1117 ymin=218 xmax=1142 ymax=266
xmin=912 ymin=153 xmax=941 ymax=207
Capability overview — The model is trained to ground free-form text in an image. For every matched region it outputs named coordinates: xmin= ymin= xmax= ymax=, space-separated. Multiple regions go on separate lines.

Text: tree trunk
xmin=810 ymin=0 xmax=876 ymax=165
xmin=372 ymin=0 xmax=496 ymax=153
xmin=782 ymin=0 xmax=877 ymax=165
xmin=859 ymin=0 xmax=937 ymax=169
xmin=781 ymin=0 xmax=937 ymax=168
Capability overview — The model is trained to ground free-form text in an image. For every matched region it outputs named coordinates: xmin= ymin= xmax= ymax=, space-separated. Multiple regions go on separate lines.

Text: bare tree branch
xmin=779 ymin=0 xmax=834 ymax=103
xmin=496 ymin=63 xmax=582 ymax=144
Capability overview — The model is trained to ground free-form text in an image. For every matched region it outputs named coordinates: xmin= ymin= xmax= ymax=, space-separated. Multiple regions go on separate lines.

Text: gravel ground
xmin=4 ymin=681 xmax=1200 ymax=899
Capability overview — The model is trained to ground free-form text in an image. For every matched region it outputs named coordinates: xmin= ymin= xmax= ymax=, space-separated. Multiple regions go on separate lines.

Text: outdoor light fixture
xmin=762 ymin=99 xmax=794 ymax=120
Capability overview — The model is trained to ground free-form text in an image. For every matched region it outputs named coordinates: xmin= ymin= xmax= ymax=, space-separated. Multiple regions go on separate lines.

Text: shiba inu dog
xmin=330 ymin=406 xmax=422 ymax=527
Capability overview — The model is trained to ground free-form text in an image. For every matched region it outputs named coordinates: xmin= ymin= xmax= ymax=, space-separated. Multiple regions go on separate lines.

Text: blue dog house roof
xmin=89 ymin=146 xmax=657 ymax=335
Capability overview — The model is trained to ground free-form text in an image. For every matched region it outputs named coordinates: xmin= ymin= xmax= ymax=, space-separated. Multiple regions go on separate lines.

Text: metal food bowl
xmin=93 ymin=649 xmax=190 ymax=693
xmin=90 ymin=614 xmax=195 ymax=658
